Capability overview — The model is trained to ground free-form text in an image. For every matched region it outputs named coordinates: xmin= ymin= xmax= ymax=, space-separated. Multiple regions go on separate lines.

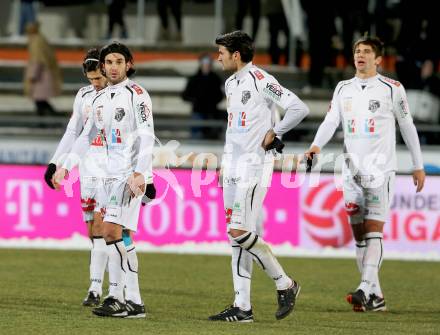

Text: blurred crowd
xmin=0 ymin=1 xmax=437 ymax=85
xmin=0 ymin=0 xmax=438 ymax=141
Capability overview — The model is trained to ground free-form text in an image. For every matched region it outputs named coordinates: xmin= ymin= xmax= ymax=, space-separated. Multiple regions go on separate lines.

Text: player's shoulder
xmin=225 ymin=73 xmax=235 ymax=89
xmin=126 ymin=80 xmax=150 ymax=97
xmin=333 ymin=78 xmax=355 ymax=96
xmin=77 ymin=84 xmax=95 ymax=98
xmin=248 ymin=64 xmax=273 ymax=83
xmin=378 ymin=74 xmax=401 ymax=87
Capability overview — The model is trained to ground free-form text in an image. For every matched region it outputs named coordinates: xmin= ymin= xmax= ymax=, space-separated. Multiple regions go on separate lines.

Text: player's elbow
xmin=298 ymin=102 xmax=310 ymax=120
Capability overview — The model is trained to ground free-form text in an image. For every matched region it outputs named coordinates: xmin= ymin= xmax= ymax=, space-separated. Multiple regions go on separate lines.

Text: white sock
xmin=88 ymin=236 xmax=108 ymax=296
xmin=106 ymin=239 xmax=127 ymax=303
xmin=355 ymin=239 xmax=366 ymax=274
xmin=125 ymin=244 xmax=142 ymax=304
xmin=231 ymin=245 xmax=253 ymax=311
xmin=358 ymin=232 xmax=383 ymax=297
xmin=233 ymin=232 xmax=291 ymax=290
xmin=372 ymin=241 xmax=384 ymax=297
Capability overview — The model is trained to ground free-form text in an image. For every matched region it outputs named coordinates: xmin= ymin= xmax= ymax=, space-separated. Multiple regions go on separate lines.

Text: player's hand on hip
xmin=413 ymin=169 xmax=425 ymax=193
xmin=128 ymin=172 xmax=146 ymax=197
xmin=262 ymin=129 xmax=276 ymax=150
xmin=53 ymin=168 xmax=68 ymax=191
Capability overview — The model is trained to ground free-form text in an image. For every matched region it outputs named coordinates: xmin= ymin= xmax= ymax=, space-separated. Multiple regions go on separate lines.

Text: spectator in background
xmin=395 ymin=0 xmax=438 ymax=90
xmin=301 ymin=0 xmax=336 ymax=89
xmin=335 ymin=0 xmax=370 ymax=66
xmin=106 ymin=0 xmax=128 ymax=39
xmin=263 ymin=0 xmax=289 ymax=65
xmin=19 ymin=0 xmax=37 ymax=36
xmin=0 ymin=1 xmax=12 ymax=37
xmin=235 ymin=0 xmax=261 ymax=40
xmin=157 ymin=0 xmax=182 ymax=42
xmin=420 ymin=59 xmax=440 ymax=97
xmin=24 ymin=22 xmax=62 ymax=116
xmin=182 ymin=54 xmax=223 ymax=139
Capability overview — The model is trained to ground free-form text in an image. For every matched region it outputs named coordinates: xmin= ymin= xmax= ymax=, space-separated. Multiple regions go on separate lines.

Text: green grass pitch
xmin=1 ymin=249 xmax=439 ymax=335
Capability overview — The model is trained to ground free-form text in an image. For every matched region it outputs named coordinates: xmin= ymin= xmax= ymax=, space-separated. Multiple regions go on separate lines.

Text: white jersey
xmin=313 ymin=74 xmax=423 ymax=177
xmin=223 ymin=62 xmax=308 ymax=172
xmin=64 ymin=78 xmax=155 ymax=183
xmin=50 ymin=85 xmax=107 ymax=178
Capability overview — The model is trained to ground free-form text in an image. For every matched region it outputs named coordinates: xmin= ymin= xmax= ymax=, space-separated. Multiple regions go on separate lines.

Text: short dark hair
xmin=215 ymin=30 xmax=254 ymax=63
xmin=353 ymin=36 xmax=384 ymax=58
xmin=99 ymin=42 xmax=136 ymax=77
xmin=82 ymin=48 xmax=100 ymax=75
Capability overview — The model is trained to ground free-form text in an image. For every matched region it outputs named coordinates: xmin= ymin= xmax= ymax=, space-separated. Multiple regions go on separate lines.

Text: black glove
xmin=306 ymin=152 xmax=315 ymax=173
xmin=44 ymin=163 xmax=57 ymax=189
xmin=265 ymin=136 xmax=285 ymax=153
xmin=142 ymin=183 xmax=156 ymax=206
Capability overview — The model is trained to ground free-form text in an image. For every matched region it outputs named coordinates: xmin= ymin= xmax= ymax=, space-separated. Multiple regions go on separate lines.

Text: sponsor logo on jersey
xmin=137 ymin=102 xmax=150 ymax=124
xmin=367 ymin=193 xmax=381 ymax=207
xmin=91 ymin=131 xmax=105 ymax=146
xmin=399 ymin=99 xmax=409 ymax=118
xmin=114 ymin=108 xmax=125 ymax=122
xmin=131 ymin=83 xmax=143 ymax=95
xmin=253 ymin=70 xmax=264 ymax=80
xmin=343 ymin=98 xmax=352 ymax=112
xmin=109 ymin=195 xmax=118 ymax=205
xmin=347 ymin=119 xmax=356 ymax=133
xmin=263 ymin=82 xmax=283 ymax=100
xmin=233 ymin=202 xmax=241 ymax=212
xmin=237 ymin=111 xmax=246 ymax=127
xmin=225 ymin=208 xmax=232 ymax=224
xmin=83 ymin=105 xmax=92 ymax=121
xmin=382 ymin=76 xmax=401 ymax=87
xmin=241 ymin=90 xmax=251 ymax=105
xmin=96 ymin=105 xmax=104 ymax=122
xmin=111 ymin=128 xmax=122 ymax=144
xmin=345 ymin=202 xmax=360 ymax=216
xmin=228 ymin=112 xmax=233 ymax=127
xmin=368 ymin=99 xmax=380 ymax=113
xmin=364 ymin=118 xmax=375 ymax=133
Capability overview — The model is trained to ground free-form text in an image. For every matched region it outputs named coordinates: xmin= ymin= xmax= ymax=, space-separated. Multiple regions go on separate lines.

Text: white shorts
xmin=342 ymin=172 xmax=395 ymax=224
xmin=80 ymin=176 xmax=100 ymax=222
xmin=96 ymin=177 xmax=142 ymax=232
xmin=223 ymin=166 xmax=271 ymax=233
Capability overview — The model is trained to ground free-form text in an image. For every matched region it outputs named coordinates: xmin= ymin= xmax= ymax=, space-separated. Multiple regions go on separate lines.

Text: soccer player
xmin=305 ymin=36 xmax=425 ymax=312
xmin=209 ymin=31 xmax=309 ymax=322
xmin=54 ymin=42 xmax=155 ymax=318
xmin=44 ymin=48 xmax=108 ymax=307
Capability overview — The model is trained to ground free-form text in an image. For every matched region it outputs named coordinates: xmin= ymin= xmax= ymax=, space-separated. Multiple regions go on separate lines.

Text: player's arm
xmin=393 ymin=84 xmax=425 ymax=192
xmin=129 ymin=91 xmax=155 ymax=197
xmin=142 ymin=131 xmax=156 ymax=205
xmin=258 ymin=75 xmax=309 ymax=150
xmin=44 ymin=91 xmax=83 ymax=189
xmin=53 ymin=115 xmax=98 ymax=188
xmin=305 ymin=85 xmax=343 ymax=159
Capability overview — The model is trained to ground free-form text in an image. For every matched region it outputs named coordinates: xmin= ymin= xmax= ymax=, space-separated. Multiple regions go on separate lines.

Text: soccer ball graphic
xmin=302 ymin=180 xmax=352 ymax=247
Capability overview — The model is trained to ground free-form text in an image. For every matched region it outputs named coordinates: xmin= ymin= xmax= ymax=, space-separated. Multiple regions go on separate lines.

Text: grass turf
xmin=0 ymin=249 xmax=439 ymax=335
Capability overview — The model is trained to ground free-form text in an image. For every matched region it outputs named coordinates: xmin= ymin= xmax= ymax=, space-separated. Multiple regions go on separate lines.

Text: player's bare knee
xmin=364 ymin=219 xmax=384 ymax=233
xmin=229 ymin=228 xmax=249 ymax=239
xmin=102 ymin=222 xmax=122 ymax=242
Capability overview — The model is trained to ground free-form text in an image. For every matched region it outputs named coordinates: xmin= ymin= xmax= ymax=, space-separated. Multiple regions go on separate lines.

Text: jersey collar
xmin=354 ymin=74 xmax=379 ymax=89
xmin=235 ymin=62 xmax=253 ymax=81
